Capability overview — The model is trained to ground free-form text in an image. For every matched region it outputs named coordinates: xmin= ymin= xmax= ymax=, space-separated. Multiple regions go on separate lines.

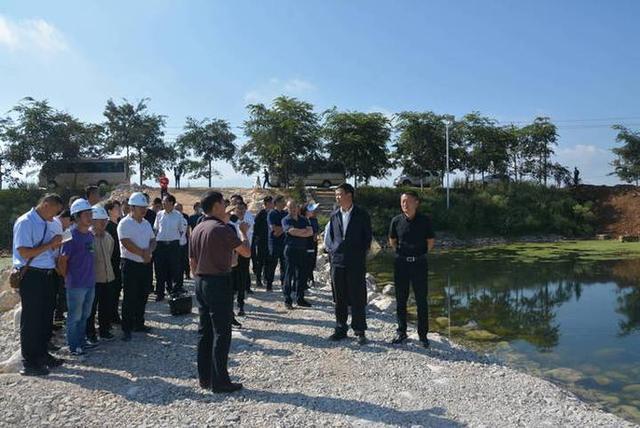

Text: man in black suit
xmin=323 ymin=183 xmax=372 ymax=345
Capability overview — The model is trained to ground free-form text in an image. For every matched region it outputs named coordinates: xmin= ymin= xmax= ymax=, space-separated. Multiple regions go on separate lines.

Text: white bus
xmin=38 ymin=158 xmax=129 ymax=189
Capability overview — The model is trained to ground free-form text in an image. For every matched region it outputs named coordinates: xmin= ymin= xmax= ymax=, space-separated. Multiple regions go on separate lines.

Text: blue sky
xmin=1 ymin=0 xmax=639 ymax=187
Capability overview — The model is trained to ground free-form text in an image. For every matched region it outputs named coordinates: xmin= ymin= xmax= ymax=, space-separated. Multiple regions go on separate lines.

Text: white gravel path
xmin=0 ymin=277 xmax=634 ymax=427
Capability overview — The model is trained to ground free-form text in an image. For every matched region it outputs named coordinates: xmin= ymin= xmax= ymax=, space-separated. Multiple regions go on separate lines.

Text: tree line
xmin=0 ymin=95 xmax=634 ymax=189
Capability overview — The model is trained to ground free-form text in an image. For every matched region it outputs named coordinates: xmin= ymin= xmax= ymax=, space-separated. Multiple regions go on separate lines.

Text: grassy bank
xmin=356 ymin=183 xmax=596 ymax=239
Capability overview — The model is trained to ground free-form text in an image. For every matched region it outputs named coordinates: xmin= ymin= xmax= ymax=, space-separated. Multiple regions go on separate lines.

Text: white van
xmin=38 ymin=158 xmax=129 ymax=189
xmin=268 ymin=161 xmax=346 ymax=188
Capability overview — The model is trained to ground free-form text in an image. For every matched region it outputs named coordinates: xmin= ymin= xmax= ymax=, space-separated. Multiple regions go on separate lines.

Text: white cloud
xmin=0 ymin=15 xmax=68 ymax=54
xmin=243 ymin=78 xmax=316 ymax=104
xmin=553 ymin=144 xmax=617 ymax=184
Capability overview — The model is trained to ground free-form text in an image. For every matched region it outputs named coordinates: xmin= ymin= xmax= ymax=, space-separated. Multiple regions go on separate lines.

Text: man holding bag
xmin=12 ymin=194 xmax=65 ymax=376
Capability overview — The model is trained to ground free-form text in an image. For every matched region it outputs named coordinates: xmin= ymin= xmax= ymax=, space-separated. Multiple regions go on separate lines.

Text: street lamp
xmin=442 ymin=119 xmax=452 ymax=209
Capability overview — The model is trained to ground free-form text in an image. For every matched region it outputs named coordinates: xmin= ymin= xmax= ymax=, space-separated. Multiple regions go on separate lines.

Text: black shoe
xmin=284 ymin=301 xmax=293 ymax=310
xmin=212 ymin=382 xmax=243 ymax=393
xmin=356 ymin=334 xmax=369 ymax=345
xmin=20 ymin=365 xmax=50 ymax=377
xmin=133 ymin=325 xmax=152 ymax=333
xmin=296 ymin=298 xmax=312 ymax=308
xmin=121 ymin=332 xmax=132 ymax=342
xmin=328 ymin=331 xmax=347 ymax=341
xmin=420 ymin=337 xmax=430 ymax=348
xmin=266 ymin=285 xmax=273 ymax=291
xmin=199 ymin=379 xmax=211 ymax=390
xmin=231 ymin=318 xmax=242 ymax=328
xmin=256 ymin=280 xmax=264 ymax=288
xmin=237 ymin=309 xmax=246 ymax=317
xmin=246 ymin=289 xmax=254 ymax=295
xmin=391 ymin=333 xmax=408 ymax=344
xmin=44 ymin=354 xmax=65 ymax=368
xmin=47 ymin=342 xmax=61 ymax=352
xmin=100 ymin=331 xmax=115 ymax=341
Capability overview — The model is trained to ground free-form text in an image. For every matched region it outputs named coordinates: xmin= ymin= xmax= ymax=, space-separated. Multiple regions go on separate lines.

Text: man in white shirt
xmin=153 ymin=194 xmax=185 ymax=300
xmin=118 ymin=192 xmax=156 ymax=342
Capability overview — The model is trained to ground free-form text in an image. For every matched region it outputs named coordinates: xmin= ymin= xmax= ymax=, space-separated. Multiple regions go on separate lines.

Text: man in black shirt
xmin=388 ymin=191 xmax=435 ymax=348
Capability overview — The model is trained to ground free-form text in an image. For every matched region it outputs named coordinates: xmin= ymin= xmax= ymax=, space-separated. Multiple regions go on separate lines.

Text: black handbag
xmin=168 ymin=293 xmax=193 ymax=316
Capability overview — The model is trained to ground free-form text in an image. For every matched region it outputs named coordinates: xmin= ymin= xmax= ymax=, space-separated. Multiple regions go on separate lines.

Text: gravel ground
xmin=0 ymin=277 xmax=634 ymax=427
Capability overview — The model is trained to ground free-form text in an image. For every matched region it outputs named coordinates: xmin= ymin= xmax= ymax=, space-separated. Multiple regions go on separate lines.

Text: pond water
xmin=368 ymin=248 xmax=640 ymax=423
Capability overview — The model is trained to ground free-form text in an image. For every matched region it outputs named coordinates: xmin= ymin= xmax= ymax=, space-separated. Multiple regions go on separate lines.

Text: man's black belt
xmin=26 ymin=267 xmax=56 ymax=274
xmin=157 ymin=240 xmax=179 ymax=246
xmin=397 ymin=254 xmax=427 ymax=262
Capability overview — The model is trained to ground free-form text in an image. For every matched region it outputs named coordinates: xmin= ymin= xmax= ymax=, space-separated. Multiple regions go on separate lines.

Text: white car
xmin=393 ymin=171 xmax=441 ymax=187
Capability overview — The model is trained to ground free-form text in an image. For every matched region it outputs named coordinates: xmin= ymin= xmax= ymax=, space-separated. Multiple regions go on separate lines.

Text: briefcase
xmin=168 ymin=293 xmax=193 ymax=316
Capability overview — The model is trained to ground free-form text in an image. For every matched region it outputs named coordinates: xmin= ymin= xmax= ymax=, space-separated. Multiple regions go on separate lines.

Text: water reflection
xmin=368 ymin=253 xmax=640 ymax=423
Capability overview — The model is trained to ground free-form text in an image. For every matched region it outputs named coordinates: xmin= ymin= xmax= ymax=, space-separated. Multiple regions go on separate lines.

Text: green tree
xmin=504 ymin=124 xmax=526 ymax=182
xmin=394 ymin=111 xmax=463 ymax=184
xmin=462 ymin=112 xmax=509 ymax=179
xmin=103 ymin=98 xmax=168 ymax=185
xmin=520 ymin=117 xmax=558 ymax=186
xmin=323 ymin=109 xmax=392 ymax=188
xmin=177 ymin=117 xmax=236 ymax=187
xmin=238 ymin=96 xmax=321 ymax=187
xmin=0 ymin=98 xmax=103 ymax=185
xmin=610 ymin=125 xmax=640 ymax=185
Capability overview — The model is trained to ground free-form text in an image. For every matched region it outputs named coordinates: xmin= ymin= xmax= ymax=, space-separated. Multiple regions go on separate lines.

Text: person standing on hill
xmin=159 ymin=174 xmax=170 ymax=199
xmin=388 ymin=191 xmax=435 ymax=348
xmin=323 ymin=183 xmax=372 ymax=345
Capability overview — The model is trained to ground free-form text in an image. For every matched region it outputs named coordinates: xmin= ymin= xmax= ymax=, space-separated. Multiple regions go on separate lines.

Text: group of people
xmin=12 ymin=182 xmax=435 ymax=395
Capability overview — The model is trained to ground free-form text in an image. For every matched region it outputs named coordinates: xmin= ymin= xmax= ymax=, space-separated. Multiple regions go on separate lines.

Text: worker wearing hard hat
xmin=86 ymin=205 xmax=116 ymax=343
xmin=58 ymin=198 xmax=96 ymax=356
xmin=117 ymin=192 xmax=157 ymax=342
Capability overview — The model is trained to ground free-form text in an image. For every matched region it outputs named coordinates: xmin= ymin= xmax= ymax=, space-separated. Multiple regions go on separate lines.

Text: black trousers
xmin=48 ymin=273 xmax=63 ymax=341
xmin=181 ymin=243 xmax=190 ymax=279
xmin=331 ymin=265 xmax=367 ymax=334
xmin=110 ymin=266 xmax=122 ymax=322
xmin=20 ymin=269 xmax=56 ymax=368
xmin=232 ymin=256 xmax=250 ymax=311
xmin=195 ymin=274 xmax=234 ymax=388
xmin=283 ymin=246 xmax=307 ymax=303
xmin=121 ymin=259 xmax=152 ymax=333
xmin=251 ymin=238 xmax=268 ymax=286
xmin=154 ymin=241 xmax=181 ymax=297
xmin=87 ymin=282 xmax=114 ymax=338
xmin=53 ymin=272 xmax=66 ymax=321
xmin=264 ymin=247 xmax=286 ymax=289
xmin=394 ymin=258 xmax=429 ymax=338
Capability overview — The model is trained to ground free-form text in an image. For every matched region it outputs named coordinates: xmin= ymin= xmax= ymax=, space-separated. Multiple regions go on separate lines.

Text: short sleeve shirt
xmin=61 ymin=228 xmax=95 ymax=288
xmin=282 ymin=215 xmax=310 ymax=250
xmin=117 ymin=215 xmax=155 ymax=263
xmin=268 ymin=209 xmax=287 ymax=250
xmin=189 ymin=217 xmax=242 ymax=275
xmin=389 ymin=212 xmax=435 ymax=257
xmin=12 ymin=208 xmax=59 ymax=269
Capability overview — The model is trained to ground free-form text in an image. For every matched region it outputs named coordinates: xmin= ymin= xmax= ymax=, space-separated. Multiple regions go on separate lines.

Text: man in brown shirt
xmin=189 ymin=191 xmax=250 ymax=393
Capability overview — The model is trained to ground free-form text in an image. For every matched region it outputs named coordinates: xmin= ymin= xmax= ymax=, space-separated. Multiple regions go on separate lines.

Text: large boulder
xmin=370 ymin=295 xmax=395 ymax=312
xmin=0 ymin=350 xmax=23 ymax=374
xmin=0 ymin=290 xmax=20 ymax=312
xmin=465 ymin=329 xmax=500 ymax=341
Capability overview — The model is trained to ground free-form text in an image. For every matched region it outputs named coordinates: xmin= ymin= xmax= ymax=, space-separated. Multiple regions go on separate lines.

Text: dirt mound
xmin=573 ymin=184 xmax=640 ymax=235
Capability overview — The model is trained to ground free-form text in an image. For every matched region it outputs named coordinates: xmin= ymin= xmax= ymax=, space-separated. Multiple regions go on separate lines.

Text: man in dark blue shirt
xmin=281 ymin=199 xmax=314 ymax=309
xmin=251 ymin=196 xmax=274 ymax=288
xmin=265 ymin=196 xmax=287 ymax=291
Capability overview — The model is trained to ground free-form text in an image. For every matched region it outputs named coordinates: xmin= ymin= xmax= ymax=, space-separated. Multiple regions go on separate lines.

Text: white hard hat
xmin=128 ymin=192 xmax=148 ymax=207
xmin=92 ymin=205 xmax=109 ymax=220
xmin=70 ymin=198 xmax=93 ymax=216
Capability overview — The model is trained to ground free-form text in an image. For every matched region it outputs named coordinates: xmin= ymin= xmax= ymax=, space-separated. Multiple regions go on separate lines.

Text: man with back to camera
xmin=388 ymin=191 xmax=435 ymax=348
xmin=190 ymin=191 xmax=251 ymax=393
xmin=324 ymin=183 xmax=372 ymax=345
xmin=265 ymin=195 xmax=287 ymax=291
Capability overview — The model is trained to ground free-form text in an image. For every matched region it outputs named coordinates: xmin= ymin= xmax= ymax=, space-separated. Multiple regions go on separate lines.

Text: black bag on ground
xmin=168 ymin=293 xmax=193 ymax=316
